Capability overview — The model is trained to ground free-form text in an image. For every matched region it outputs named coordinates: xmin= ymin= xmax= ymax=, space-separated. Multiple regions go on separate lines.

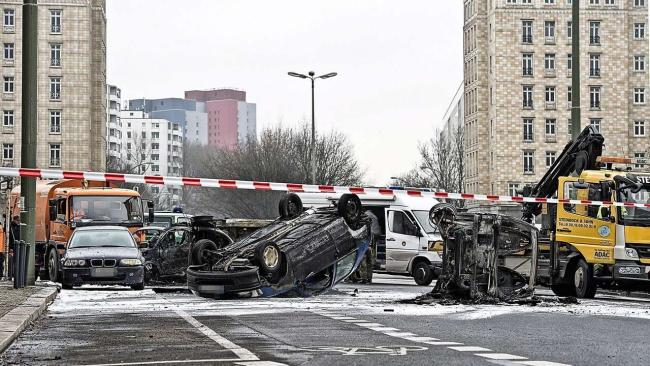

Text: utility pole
xmin=21 ymin=0 xmax=38 ymax=284
xmin=310 ymin=72 xmax=316 ymax=185
xmin=570 ymin=0 xmax=581 ymax=139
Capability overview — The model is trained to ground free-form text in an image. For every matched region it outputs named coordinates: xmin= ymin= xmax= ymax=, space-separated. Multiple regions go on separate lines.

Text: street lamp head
xmin=318 ymin=72 xmax=338 ymax=79
xmin=288 ymin=72 xmax=308 ymax=79
xmin=308 ymin=71 xmax=315 ymax=77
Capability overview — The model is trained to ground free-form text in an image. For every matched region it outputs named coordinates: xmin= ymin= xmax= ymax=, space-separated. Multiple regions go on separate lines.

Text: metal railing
xmin=50 ymin=58 xmax=60 ymax=67
xmin=522 ymin=67 xmax=533 ymax=76
xmin=51 ymin=24 xmax=61 ymax=33
xmin=50 ymin=92 xmax=60 ymax=100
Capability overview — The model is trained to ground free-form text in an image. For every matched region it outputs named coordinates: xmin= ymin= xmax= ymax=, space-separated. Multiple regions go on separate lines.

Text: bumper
xmin=186 ymin=265 xmax=262 ymax=297
xmin=62 ymin=266 xmax=144 ymax=286
xmin=612 ymin=262 xmax=650 ymax=282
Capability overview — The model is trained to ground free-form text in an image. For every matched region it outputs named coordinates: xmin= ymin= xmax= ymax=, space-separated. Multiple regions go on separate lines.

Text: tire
xmin=278 ymin=193 xmax=303 ymax=219
xmin=47 ymin=248 xmax=61 ymax=283
xmin=551 ymin=282 xmax=576 ymax=297
xmin=572 ymin=258 xmax=597 ymax=298
xmin=131 ymin=282 xmax=145 ymax=291
xmin=190 ymin=239 xmax=219 ymax=266
xmin=429 ymin=203 xmax=457 ymax=229
xmin=255 ymin=242 xmax=282 ymax=276
xmin=412 ymin=261 xmax=434 ymax=286
xmin=338 ymin=194 xmax=362 ymax=224
xmin=61 ymin=283 xmax=73 ymax=290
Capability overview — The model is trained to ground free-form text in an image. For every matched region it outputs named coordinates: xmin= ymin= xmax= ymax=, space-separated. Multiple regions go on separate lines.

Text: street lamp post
xmin=288 ymin=71 xmax=337 ymax=185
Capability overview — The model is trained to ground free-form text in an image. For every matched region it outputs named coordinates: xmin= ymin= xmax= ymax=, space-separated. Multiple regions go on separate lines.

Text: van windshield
xmin=72 ymin=196 xmax=143 ymax=224
xmin=413 ymin=210 xmax=439 ymax=235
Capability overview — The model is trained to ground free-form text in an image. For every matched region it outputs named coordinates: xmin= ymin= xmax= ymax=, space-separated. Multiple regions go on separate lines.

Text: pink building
xmin=184 ymin=89 xmax=256 ymax=150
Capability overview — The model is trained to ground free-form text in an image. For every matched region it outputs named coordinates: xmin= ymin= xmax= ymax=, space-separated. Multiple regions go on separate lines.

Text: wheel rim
xmin=48 ymin=251 xmax=57 ymax=279
xmin=415 ymin=266 xmax=426 ymax=282
xmin=263 ymin=246 xmax=279 ymax=269
xmin=574 ymin=266 xmax=585 ymax=290
xmin=346 ymin=201 xmax=358 ymax=218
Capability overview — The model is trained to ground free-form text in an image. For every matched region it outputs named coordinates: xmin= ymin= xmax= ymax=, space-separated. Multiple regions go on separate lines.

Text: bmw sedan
xmin=61 ymin=226 xmax=145 ymax=290
xmin=186 ymin=193 xmax=371 ymax=298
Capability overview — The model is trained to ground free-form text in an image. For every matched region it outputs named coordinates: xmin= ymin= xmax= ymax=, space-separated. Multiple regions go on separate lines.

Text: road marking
xmin=302 ymin=345 xmax=428 ymax=356
xmin=422 ymin=341 xmax=464 ymax=346
xmin=449 ymin=346 xmax=492 ymax=352
xmin=384 ymin=331 xmax=417 ymax=337
xmin=514 ymin=362 xmax=572 ymax=366
xmin=367 ymin=326 xmax=400 ymax=332
xmin=234 ymin=362 xmax=289 ymax=366
xmin=80 ymin=359 xmax=251 ymax=366
xmin=403 ymin=336 xmax=440 ymax=342
xmin=476 ymin=353 xmax=529 ymax=360
xmin=354 ymin=322 xmax=384 ymax=327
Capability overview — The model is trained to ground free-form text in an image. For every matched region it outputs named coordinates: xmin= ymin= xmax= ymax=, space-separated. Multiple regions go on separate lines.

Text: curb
xmin=0 ymin=286 xmax=59 ymax=353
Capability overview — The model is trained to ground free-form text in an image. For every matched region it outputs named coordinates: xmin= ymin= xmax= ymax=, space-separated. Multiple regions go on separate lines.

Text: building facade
xmin=106 ymin=84 xmax=124 ymax=167
xmin=0 ymin=0 xmax=106 ymax=171
xmin=441 ymin=82 xmax=465 ymax=143
xmin=463 ymin=0 xmax=650 ymax=197
xmin=127 ymin=98 xmax=209 ymax=145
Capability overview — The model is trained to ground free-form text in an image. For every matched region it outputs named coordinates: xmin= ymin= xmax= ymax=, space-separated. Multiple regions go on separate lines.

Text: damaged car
xmin=186 ymin=193 xmax=371 ymax=298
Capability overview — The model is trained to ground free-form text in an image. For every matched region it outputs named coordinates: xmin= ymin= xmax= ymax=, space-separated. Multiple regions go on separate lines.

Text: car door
xmin=170 ymin=230 xmax=193 ymax=275
xmin=385 ymin=210 xmax=421 ymax=273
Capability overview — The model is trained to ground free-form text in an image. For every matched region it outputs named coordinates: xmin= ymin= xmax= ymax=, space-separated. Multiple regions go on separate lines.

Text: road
xmin=2 ymin=274 xmax=650 ymax=366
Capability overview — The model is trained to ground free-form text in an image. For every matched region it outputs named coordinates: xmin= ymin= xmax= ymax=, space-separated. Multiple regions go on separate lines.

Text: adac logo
xmin=598 ymin=225 xmax=611 ymax=238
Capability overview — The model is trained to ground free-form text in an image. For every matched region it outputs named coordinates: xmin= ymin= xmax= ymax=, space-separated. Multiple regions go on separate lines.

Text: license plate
xmin=91 ymin=268 xmax=116 ymax=278
xmin=198 ymin=285 xmax=224 ymax=294
xmin=618 ymin=266 xmax=642 ymax=275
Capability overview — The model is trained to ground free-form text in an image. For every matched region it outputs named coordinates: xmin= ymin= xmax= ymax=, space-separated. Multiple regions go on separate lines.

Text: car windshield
xmin=69 ymin=230 xmax=136 ymax=248
xmin=72 ymin=196 xmax=143 ymax=224
xmin=618 ymin=187 xmax=650 ymax=226
xmin=413 ymin=210 xmax=439 ymax=234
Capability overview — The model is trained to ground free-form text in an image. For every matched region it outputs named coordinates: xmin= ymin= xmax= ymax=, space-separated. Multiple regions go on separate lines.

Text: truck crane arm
xmin=521 ymin=125 xmax=604 ymax=222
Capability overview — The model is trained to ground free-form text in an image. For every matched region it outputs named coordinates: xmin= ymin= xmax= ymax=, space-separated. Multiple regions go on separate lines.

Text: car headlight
xmin=120 ymin=258 xmax=143 ymax=266
xmin=63 ymin=259 xmax=86 ymax=267
xmin=625 ymin=248 xmax=639 ymax=259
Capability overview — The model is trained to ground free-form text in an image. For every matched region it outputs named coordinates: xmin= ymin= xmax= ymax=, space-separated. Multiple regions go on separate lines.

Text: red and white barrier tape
xmin=1 ymin=167 xmax=649 ymax=209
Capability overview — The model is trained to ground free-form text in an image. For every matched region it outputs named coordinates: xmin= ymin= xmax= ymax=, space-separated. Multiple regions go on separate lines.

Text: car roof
xmin=74 ymin=226 xmax=131 ymax=232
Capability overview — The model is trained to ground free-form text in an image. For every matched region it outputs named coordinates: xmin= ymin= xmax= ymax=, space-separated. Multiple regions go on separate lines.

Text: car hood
xmin=65 ymin=247 xmax=141 ymax=260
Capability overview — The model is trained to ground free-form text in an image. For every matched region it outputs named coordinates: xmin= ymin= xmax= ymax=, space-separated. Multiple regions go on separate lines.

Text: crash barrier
xmin=1 ymin=166 xmax=649 ymax=209
xmin=13 ymin=240 xmax=29 ymax=289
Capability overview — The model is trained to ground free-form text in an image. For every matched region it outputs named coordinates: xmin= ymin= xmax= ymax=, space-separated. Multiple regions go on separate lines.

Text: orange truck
xmin=9 ymin=179 xmax=153 ymax=281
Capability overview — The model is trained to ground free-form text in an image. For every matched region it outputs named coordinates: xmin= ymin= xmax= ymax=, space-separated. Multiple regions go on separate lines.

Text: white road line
xmin=403 ymin=336 xmax=440 ymax=342
xmin=354 ymin=322 xmax=384 ymax=327
xmin=234 ymin=362 xmax=289 ymax=366
xmin=367 ymin=327 xmax=400 ymax=332
xmin=80 ymin=359 xmax=249 ymax=366
xmin=514 ymin=361 xmax=572 ymax=366
xmin=449 ymin=346 xmax=492 ymax=352
xmin=476 ymin=353 xmax=529 ymax=361
xmin=384 ymin=331 xmax=417 ymax=338
xmin=422 ymin=341 xmax=464 ymax=346
xmin=172 ymin=307 xmax=259 ymax=361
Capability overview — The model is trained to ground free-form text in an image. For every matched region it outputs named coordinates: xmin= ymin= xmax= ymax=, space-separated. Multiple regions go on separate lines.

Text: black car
xmin=143 ymin=217 xmax=232 ymax=283
xmin=186 ymin=193 xmax=371 ymax=298
xmin=60 ymin=226 xmax=146 ymax=290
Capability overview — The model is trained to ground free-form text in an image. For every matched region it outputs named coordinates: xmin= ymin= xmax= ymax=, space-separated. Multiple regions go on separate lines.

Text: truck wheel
xmin=551 ymin=283 xmax=575 ymax=297
xmin=573 ymin=259 xmax=597 ymax=298
xmin=279 ymin=193 xmax=303 ymax=219
xmin=413 ymin=261 xmax=434 ymax=286
xmin=47 ymin=248 xmax=61 ymax=283
xmin=338 ymin=194 xmax=362 ymax=224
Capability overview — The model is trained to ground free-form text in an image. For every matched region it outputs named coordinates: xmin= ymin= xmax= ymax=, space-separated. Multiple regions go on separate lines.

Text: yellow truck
xmin=9 ymin=179 xmax=153 ymax=281
xmin=523 ymin=126 xmax=650 ymax=298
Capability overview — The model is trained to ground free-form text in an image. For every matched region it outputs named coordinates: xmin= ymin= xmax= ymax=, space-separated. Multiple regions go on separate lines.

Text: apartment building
xmin=0 ymin=0 xmax=106 ymax=171
xmin=106 ymin=84 xmax=124 ymax=167
xmin=127 ymin=98 xmax=209 ymax=145
xmin=463 ymin=0 xmax=650 ymax=198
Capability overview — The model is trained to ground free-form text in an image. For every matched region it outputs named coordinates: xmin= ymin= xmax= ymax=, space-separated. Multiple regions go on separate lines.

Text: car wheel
xmin=190 ymin=239 xmax=219 ymax=266
xmin=131 ymin=282 xmax=145 ymax=291
xmin=48 ymin=248 xmax=61 ymax=283
xmin=338 ymin=194 xmax=362 ymax=224
xmin=573 ymin=259 xmax=597 ymax=298
xmin=279 ymin=193 xmax=303 ymax=219
xmin=412 ymin=261 xmax=434 ymax=286
xmin=256 ymin=242 xmax=282 ymax=276
xmin=61 ymin=283 xmax=73 ymax=290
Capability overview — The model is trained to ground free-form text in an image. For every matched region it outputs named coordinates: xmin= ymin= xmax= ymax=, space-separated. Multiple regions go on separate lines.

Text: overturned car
xmin=186 ymin=193 xmax=371 ymax=298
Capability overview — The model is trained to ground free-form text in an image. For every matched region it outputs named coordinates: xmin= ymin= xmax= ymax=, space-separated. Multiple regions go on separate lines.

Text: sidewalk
xmin=0 ymin=282 xmax=58 ymax=353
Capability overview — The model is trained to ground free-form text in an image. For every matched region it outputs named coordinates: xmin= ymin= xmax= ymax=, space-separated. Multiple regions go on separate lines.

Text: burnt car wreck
xmin=186 ymin=193 xmax=371 ymax=298
xmin=428 ymin=204 xmax=539 ymax=301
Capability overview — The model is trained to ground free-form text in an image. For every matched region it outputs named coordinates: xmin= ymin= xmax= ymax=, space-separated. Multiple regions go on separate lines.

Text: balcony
xmin=590 ymin=68 xmax=601 ymax=77
xmin=522 ymin=67 xmax=533 ymax=76
xmin=51 ymin=24 xmax=61 ymax=34
xmin=50 ymin=58 xmax=61 ymax=67
xmin=590 ymin=35 xmax=601 ymax=45
xmin=523 ymin=100 xmax=533 ymax=109
xmin=2 ymin=159 xmax=13 ymax=167
xmin=522 ymin=35 xmax=533 ymax=44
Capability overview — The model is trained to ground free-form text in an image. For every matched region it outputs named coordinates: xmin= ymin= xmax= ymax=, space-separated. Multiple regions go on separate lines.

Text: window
xmin=523 ymin=85 xmax=533 ymax=108
xmin=388 ymin=211 xmax=419 ymax=236
xmin=49 ymin=110 xmax=61 ymax=133
xmin=634 ymin=88 xmax=646 ymax=104
xmin=3 ymin=110 xmax=13 ymax=127
xmin=545 ymin=151 xmax=557 ymax=168
xmin=523 ymin=151 xmax=535 ymax=174
xmin=590 ymin=86 xmax=601 ymax=108
xmin=151 ymin=154 xmax=159 ymax=161
xmin=49 ymin=77 xmax=61 ymax=100
xmin=544 ymin=53 xmax=556 ymax=71
xmin=634 ymin=152 xmax=646 ymax=169
xmin=151 ymin=142 xmax=159 ymax=150
xmin=3 ymin=9 xmax=14 ymax=28
xmin=635 ymin=55 xmax=646 ymax=71
xmin=522 ymin=20 xmax=533 ymax=43
xmin=151 ymin=132 xmax=159 ymax=139
xmin=50 ymin=10 xmax=62 ymax=33
xmin=3 ymin=76 xmax=13 ymax=93
xmin=590 ymin=118 xmax=602 ymax=132
xmin=545 ymin=86 xmax=556 ymax=103
xmin=567 ymin=86 xmax=572 ymax=104
xmin=522 ymin=53 xmax=533 ymax=76
xmin=562 ymin=181 xmax=607 ymax=218
xmin=604 ymin=0 xmax=614 ymax=4
xmin=127 ymin=131 xmax=131 ymax=139
xmin=635 ymin=23 xmax=646 ymax=39
xmin=49 ymin=144 xmax=61 ymax=167
xmin=544 ymin=21 xmax=555 ymax=41
xmin=590 ymin=22 xmax=600 ymax=44
xmin=523 ymin=118 xmax=534 ymax=141
xmin=2 ymin=143 xmax=13 ymax=160
xmin=151 ymin=165 xmax=160 ymax=173
xmin=590 ymin=0 xmax=600 ymax=4
xmin=508 ymin=183 xmax=521 ymax=197
xmin=567 ymin=54 xmax=572 ymax=71
xmin=3 ymin=43 xmax=13 ymax=60
xmin=50 ymin=44 xmax=61 ymax=67
xmin=546 ymin=118 xmax=557 ymax=135
xmin=589 ymin=54 xmax=601 ymax=76
xmin=567 ymin=21 xmax=572 ymax=39
xmin=544 ymin=0 xmax=555 ymax=3
xmin=635 ymin=0 xmax=646 ymax=6
xmin=634 ymin=120 xmax=646 ymax=136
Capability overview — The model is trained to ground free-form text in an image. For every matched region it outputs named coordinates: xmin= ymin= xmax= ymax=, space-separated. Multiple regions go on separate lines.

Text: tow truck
xmin=521 ymin=125 xmax=650 ymax=298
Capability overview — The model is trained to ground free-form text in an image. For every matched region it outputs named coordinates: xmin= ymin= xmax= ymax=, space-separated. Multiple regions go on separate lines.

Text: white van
xmin=152 ymin=211 xmax=193 ymax=228
xmin=298 ymin=192 xmax=444 ymax=285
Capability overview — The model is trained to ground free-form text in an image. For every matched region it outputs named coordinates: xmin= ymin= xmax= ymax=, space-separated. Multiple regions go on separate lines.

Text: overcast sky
xmin=107 ymin=0 xmax=463 ymax=185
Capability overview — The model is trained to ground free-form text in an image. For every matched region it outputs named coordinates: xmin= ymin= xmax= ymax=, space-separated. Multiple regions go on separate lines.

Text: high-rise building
xmin=184 ymin=88 xmax=257 ymax=149
xmin=0 ymin=0 xmax=106 ymax=171
xmin=441 ymin=82 xmax=464 ymax=143
xmin=106 ymin=84 xmax=124 ymax=168
xmin=463 ymin=0 xmax=649 ymax=198
xmin=127 ymin=98 xmax=209 ymax=145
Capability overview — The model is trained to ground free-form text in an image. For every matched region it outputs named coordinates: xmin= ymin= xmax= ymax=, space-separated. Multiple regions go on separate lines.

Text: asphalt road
xmin=2 ymin=274 xmax=650 ymax=366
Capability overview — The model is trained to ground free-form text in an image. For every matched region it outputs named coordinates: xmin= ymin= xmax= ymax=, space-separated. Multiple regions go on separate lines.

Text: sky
xmin=106 ymin=0 xmax=463 ymax=185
